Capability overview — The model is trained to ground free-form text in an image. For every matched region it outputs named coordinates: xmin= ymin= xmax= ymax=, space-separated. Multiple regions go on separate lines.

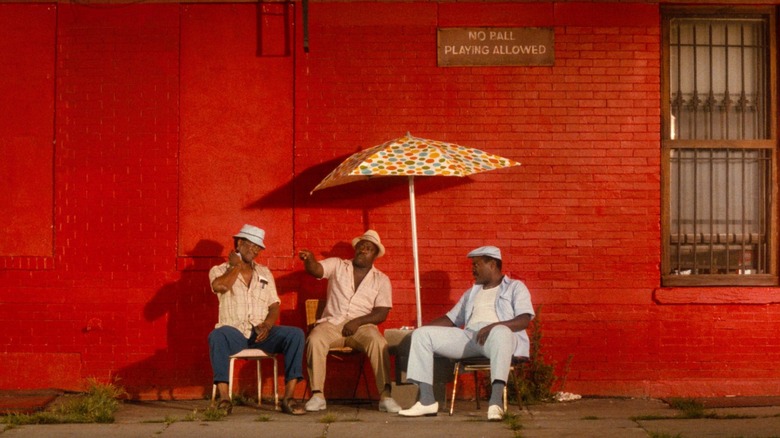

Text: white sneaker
xmin=305 ymin=395 xmax=327 ymax=412
xmin=398 ymin=401 xmax=438 ymax=417
xmin=378 ymin=397 xmax=401 ymax=413
xmin=487 ymin=404 xmax=504 ymax=421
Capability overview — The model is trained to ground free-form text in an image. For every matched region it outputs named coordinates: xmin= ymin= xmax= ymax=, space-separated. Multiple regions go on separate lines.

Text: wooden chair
xmin=211 ymin=348 xmax=279 ymax=409
xmin=448 ymin=356 xmax=528 ymax=415
xmin=305 ymin=299 xmax=371 ymax=399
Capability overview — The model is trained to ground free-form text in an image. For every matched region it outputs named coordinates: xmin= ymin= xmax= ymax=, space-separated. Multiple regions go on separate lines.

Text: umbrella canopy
xmin=311 ymin=133 xmax=521 ymax=326
xmin=312 ymin=133 xmax=520 ymax=193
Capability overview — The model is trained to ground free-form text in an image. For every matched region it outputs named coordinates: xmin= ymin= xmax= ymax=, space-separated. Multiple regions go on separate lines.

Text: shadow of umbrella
xmin=245 ymin=154 xmax=469 ymax=229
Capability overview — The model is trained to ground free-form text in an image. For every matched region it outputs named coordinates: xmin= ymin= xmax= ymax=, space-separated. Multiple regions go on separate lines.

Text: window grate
xmin=663 ymin=9 xmax=775 ymax=285
xmin=669 ymin=148 xmax=770 ymax=275
xmin=670 ymin=18 xmax=768 ymax=141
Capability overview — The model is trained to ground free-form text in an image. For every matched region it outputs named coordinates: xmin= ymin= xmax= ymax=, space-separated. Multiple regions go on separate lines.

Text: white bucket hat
xmin=351 ymin=230 xmax=385 ymax=258
xmin=233 ymin=224 xmax=266 ymax=249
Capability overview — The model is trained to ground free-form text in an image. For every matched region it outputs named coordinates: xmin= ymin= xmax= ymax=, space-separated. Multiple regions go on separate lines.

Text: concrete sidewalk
xmin=2 ymin=396 xmax=780 ymax=437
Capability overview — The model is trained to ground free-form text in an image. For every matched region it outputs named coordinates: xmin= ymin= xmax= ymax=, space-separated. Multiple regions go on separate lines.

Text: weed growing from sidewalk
xmin=318 ymin=413 xmax=338 ymax=423
xmin=256 ymin=414 xmax=272 ymax=422
xmin=632 ymin=398 xmax=758 ymax=422
xmin=667 ymin=398 xmax=710 ymax=418
xmin=314 ymin=412 xmax=361 ymax=423
xmin=632 ymin=414 xmax=670 ymax=421
xmin=182 ymin=410 xmax=198 ymax=421
xmin=1 ymin=378 xmax=124 ymax=426
xmin=503 ymin=411 xmax=524 ymax=437
xmin=508 ymin=305 xmax=563 ymax=404
xmin=202 ymin=406 xmax=228 ymax=421
xmin=139 ymin=408 xmax=224 ymax=423
xmin=668 ymin=398 xmax=756 ymax=420
xmin=230 ymin=392 xmax=254 ymax=407
xmin=648 ymin=433 xmax=683 ymax=438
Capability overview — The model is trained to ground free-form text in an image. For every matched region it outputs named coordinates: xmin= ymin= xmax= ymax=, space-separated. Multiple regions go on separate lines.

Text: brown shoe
xmin=281 ymin=398 xmax=305 ymax=415
xmin=217 ymin=399 xmax=233 ymax=415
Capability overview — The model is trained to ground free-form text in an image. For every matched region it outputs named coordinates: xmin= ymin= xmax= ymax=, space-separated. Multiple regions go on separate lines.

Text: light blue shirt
xmin=446 ymin=275 xmax=535 ymax=357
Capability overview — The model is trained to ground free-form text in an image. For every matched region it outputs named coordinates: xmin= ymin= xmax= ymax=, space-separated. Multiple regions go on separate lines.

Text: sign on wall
xmin=437 ymin=27 xmax=554 ymax=67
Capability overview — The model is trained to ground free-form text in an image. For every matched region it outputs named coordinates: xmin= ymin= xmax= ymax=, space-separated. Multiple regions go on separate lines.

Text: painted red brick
xmin=1 ymin=1 xmax=779 ymax=401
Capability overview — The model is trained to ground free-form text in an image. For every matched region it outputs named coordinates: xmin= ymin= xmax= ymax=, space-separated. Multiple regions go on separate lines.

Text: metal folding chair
xmin=449 ymin=355 xmax=528 ymax=415
xmin=211 ymin=348 xmax=279 ymax=409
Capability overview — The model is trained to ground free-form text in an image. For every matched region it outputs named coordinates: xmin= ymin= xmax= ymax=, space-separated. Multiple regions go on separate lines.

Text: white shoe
xmin=487 ymin=404 xmax=504 ymax=421
xmin=305 ymin=395 xmax=327 ymax=412
xmin=398 ymin=401 xmax=438 ymax=417
xmin=378 ymin=397 xmax=401 ymax=413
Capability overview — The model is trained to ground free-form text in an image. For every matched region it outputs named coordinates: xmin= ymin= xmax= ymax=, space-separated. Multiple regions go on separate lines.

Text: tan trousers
xmin=306 ymin=321 xmax=391 ymax=396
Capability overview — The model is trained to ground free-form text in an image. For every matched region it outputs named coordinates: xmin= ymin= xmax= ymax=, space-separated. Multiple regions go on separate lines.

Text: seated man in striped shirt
xmin=208 ymin=224 xmax=306 ymax=415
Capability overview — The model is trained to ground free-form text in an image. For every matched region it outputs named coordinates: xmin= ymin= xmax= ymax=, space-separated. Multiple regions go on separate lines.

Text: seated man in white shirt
xmin=298 ymin=230 xmax=401 ymax=413
xmin=399 ymin=246 xmax=534 ymax=420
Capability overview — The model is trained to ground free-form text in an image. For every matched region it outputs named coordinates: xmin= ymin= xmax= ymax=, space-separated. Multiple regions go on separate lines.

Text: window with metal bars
xmin=662 ymin=7 xmax=777 ymax=286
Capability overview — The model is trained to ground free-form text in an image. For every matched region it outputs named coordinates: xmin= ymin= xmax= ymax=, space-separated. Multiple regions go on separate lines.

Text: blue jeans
xmin=208 ymin=325 xmax=305 ymax=384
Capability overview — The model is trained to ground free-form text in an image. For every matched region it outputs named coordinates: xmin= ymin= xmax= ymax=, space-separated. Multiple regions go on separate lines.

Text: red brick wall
xmin=1 ymin=1 xmax=779 ymax=400
xmin=180 ymin=3 xmax=295 ymax=262
xmin=57 ymin=3 xmax=183 ymax=394
xmin=0 ymin=3 xmax=55 ymax=259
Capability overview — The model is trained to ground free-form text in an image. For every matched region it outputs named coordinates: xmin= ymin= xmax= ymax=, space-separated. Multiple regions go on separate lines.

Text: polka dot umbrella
xmin=311 ymin=133 xmax=521 ymax=327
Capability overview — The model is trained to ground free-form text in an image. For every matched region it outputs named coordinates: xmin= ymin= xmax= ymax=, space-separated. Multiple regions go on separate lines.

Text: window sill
xmin=654 ymin=284 xmax=780 ymax=304
xmin=662 ymin=274 xmax=777 ymax=287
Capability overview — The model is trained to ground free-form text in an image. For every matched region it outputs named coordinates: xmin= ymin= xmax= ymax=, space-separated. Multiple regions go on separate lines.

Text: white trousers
xmin=405 ymin=325 xmax=518 ymax=385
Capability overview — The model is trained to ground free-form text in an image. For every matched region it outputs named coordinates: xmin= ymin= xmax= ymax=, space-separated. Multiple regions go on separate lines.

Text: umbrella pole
xmin=409 ymin=176 xmax=422 ymax=327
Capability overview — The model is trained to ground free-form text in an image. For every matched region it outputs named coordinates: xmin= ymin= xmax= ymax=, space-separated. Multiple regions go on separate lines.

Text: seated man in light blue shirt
xmin=399 ymin=246 xmax=534 ymax=421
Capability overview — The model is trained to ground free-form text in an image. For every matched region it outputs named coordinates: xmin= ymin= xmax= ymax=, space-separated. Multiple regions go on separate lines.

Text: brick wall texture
xmin=1 ymin=1 xmax=779 ymax=400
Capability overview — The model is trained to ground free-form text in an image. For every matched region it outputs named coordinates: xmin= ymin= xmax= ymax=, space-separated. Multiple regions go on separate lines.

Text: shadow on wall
xmin=114 ymin=237 xmax=358 ymax=400
xmin=113 ymin=235 xmax=459 ymax=400
xmin=274 ymin=241 xmax=355 ymax=327
xmin=247 ymin=154 xmax=469 ymax=230
xmin=116 ymin=240 xmax=222 ymax=400
xmin=418 ymin=270 xmax=453 ymax=324
xmin=281 ymin=240 xmax=459 ymax=329
xmin=278 ymin=243 xmax=457 ymax=400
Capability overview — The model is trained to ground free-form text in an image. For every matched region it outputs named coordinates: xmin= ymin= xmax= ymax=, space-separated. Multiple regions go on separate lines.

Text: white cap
xmin=467 ymin=245 xmax=501 ymax=260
